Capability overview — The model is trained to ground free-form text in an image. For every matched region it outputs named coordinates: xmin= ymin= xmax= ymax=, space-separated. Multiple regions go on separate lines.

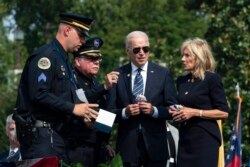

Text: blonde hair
xmin=181 ymin=37 xmax=216 ymax=80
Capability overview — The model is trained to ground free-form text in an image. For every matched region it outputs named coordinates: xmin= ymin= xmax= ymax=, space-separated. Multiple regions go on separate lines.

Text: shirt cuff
xmin=152 ymin=106 xmax=159 ymax=118
xmin=122 ymin=108 xmax=129 ymax=119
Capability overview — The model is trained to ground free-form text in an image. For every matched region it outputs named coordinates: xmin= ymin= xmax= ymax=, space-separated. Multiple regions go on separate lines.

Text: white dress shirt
xmin=122 ymin=62 xmax=158 ymax=118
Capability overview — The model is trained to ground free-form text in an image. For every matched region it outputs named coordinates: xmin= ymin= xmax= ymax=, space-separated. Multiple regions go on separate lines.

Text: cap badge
xmin=93 ymin=39 xmax=100 ymax=47
xmin=38 ymin=57 xmax=51 ymax=70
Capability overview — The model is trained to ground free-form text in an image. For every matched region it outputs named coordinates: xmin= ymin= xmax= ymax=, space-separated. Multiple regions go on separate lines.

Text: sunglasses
xmin=131 ymin=46 xmax=150 ymax=54
xmin=81 ymin=55 xmax=102 ymax=62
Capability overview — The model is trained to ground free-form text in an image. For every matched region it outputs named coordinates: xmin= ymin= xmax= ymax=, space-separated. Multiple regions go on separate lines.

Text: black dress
xmin=176 ymin=72 xmax=229 ymax=167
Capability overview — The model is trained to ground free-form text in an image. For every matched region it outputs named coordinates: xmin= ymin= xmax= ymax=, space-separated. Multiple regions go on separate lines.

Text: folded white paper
xmin=94 ymin=109 xmax=116 ymax=133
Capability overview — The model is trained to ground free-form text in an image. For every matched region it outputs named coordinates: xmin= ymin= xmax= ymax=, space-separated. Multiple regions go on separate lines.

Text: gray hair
xmin=6 ymin=114 xmax=15 ymax=131
xmin=125 ymin=31 xmax=149 ymax=48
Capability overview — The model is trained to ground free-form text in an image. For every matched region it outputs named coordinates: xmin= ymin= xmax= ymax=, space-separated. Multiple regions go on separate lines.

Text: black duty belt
xmin=34 ymin=120 xmax=51 ymax=128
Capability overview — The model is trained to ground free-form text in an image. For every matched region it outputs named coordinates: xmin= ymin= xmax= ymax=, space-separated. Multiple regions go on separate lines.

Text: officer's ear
xmin=67 ymin=26 xmax=73 ymax=37
xmin=74 ymin=57 xmax=81 ymax=67
xmin=62 ymin=24 xmax=72 ymax=37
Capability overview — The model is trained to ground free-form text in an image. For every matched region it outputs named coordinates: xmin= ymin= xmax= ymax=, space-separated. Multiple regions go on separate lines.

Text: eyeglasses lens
xmin=84 ymin=56 xmax=102 ymax=62
xmin=132 ymin=46 xmax=150 ymax=54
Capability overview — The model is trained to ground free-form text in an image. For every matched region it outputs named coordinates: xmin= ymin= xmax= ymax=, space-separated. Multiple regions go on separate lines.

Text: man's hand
xmin=105 ymin=145 xmax=116 ymax=158
xmin=83 ymin=118 xmax=94 ymax=128
xmin=104 ymin=71 xmax=120 ymax=90
xmin=139 ymin=101 xmax=154 ymax=115
xmin=125 ymin=104 xmax=140 ymax=117
xmin=73 ymin=103 xmax=99 ymax=121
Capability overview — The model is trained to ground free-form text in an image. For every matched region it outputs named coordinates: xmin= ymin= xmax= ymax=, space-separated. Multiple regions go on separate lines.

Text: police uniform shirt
xmin=67 ymin=68 xmax=108 ymax=144
xmin=74 ymin=68 xmax=107 ymax=107
xmin=17 ymin=39 xmax=77 ymax=122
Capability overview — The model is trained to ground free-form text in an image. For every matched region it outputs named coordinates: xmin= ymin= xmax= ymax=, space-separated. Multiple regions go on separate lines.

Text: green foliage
xmin=2 ymin=0 xmax=207 ymax=78
xmin=0 ymin=12 xmax=17 ymax=152
xmin=102 ymin=153 xmax=123 ymax=167
xmin=2 ymin=0 xmax=75 ymax=55
xmin=71 ymin=0 xmax=207 ymax=79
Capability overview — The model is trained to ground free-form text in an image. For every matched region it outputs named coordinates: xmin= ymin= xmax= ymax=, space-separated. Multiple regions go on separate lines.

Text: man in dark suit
xmin=106 ymin=31 xmax=177 ymax=167
xmin=0 ymin=114 xmax=21 ymax=165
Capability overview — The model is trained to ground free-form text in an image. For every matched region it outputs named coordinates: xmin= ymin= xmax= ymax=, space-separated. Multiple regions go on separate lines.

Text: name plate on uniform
xmin=94 ymin=109 xmax=116 ymax=133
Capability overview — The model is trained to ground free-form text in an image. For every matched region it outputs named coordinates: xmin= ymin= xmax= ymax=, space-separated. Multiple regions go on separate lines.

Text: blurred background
xmin=0 ymin=0 xmax=249 ymax=165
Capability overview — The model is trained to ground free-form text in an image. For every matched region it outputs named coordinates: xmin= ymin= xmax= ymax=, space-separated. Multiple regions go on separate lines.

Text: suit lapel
xmin=144 ymin=62 xmax=155 ymax=101
xmin=122 ymin=64 xmax=133 ymax=102
xmin=0 ymin=151 xmax=9 ymax=162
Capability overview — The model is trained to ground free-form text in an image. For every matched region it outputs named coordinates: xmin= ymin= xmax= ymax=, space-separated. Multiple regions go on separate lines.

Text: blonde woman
xmin=171 ymin=38 xmax=229 ymax=167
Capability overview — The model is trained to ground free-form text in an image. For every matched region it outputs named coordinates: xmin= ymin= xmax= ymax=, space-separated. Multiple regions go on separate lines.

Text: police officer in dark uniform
xmin=14 ymin=13 xmax=99 ymax=162
xmin=68 ymin=37 xmax=119 ymax=167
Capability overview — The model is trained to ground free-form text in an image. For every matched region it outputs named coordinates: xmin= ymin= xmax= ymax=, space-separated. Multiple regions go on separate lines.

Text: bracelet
xmin=199 ymin=110 xmax=203 ymax=117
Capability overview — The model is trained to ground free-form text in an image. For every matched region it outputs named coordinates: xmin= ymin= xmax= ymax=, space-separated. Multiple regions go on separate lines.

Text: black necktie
xmin=133 ymin=68 xmax=143 ymax=96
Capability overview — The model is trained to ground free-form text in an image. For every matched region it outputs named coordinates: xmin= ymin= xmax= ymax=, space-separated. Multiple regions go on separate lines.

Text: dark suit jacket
xmin=0 ymin=151 xmax=8 ymax=162
xmin=0 ymin=150 xmax=20 ymax=163
xmin=106 ymin=61 xmax=177 ymax=162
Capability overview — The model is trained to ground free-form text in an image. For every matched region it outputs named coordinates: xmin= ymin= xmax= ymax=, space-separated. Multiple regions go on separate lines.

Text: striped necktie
xmin=7 ymin=150 xmax=15 ymax=160
xmin=133 ymin=68 xmax=143 ymax=96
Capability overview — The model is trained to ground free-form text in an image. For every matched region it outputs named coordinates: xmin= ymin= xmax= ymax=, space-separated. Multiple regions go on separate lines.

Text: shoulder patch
xmin=38 ymin=57 xmax=51 ymax=69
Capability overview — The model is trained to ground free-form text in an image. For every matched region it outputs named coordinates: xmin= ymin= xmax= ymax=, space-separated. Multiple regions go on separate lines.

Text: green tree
xmin=2 ymin=0 xmax=75 ymax=55
xmin=0 ymin=12 xmax=17 ymax=152
xmin=71 ymin=0 xmax=207 ymax=77
xmin=2 ymin=0 xmax=208 ymax=77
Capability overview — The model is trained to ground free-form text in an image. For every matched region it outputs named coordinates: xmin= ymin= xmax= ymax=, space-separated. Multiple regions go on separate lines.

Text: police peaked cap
xmin=74 ymin=37 xmax=103 ymax=57
xmin=59 ymin=13 xmax=94 ymax=37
